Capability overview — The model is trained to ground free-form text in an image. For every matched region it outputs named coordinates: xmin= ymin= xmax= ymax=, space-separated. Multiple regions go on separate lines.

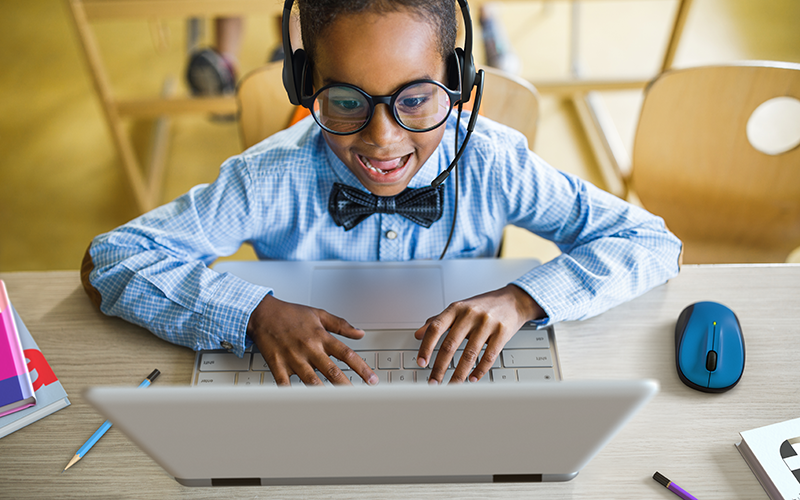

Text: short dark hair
xmin=296 ymin=0 xmax=458 ymax=64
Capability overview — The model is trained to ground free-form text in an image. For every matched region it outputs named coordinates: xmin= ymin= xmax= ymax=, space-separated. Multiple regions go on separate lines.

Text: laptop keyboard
xmin=192 ymin=326 xmax=559 ymax=387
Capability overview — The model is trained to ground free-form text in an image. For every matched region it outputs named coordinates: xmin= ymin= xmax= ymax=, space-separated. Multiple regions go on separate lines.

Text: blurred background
xmin=1 ymin=0 xmax=799 ymax=272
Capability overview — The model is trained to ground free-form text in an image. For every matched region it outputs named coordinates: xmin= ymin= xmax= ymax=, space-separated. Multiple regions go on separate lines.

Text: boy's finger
xmin=293 ymin=364 xmax=324 ymax=386
xmin=314 ymin=358 xmax=352 ymax=386
xmin=468 ymin=334 xmax=505 ymax=383
xmin=327 ymin=340 xmax=379 ymax=386
xmin=415 ymin=312 xmax=453 ymax=369
xmin=319 ymin=309 xmax=365 ymax=339
xmin=429 ymin=319 xmax=469 ymax=384
xmin=451 ymin=334 xmax=488 ymax=383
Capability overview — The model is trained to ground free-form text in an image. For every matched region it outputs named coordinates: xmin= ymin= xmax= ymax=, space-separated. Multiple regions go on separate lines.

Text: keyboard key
xmin=468 ymin=373 xmax=491 ymax=384
xmin=479 ymin=348 xmax=503 ymax=369
xmin=504 ymin=329 xmax=551 ymax=349
xmin=196 ymin=372 xmax=236 ymax=385
xmin=356 ymin=351 xmax=377 ymax=370
xmin=491 ymin=369 xmax=517 ymax=383
xmin=377 ymin=351 xmax=401 ymax=370
xmin=251 ymin=353 xmax=270 ymax=371
xmin=390 ymin=370 xmax=415 ymax=384
xmin=237 ymin=373 xmax=262 ymax=386
xmin=501 ymin=349 xmax=552 ymax=368
xmin=373 ymin=370 xmax=390 ymax=385
xmin=199 ymin=352 xmax=251 ymax=372
xmin=423 ymin=370 xmax=456 ymax=384
xmin=517 ymin=368 xmax=556 ymax=382
xmin=333 ymin=351 xmax=377 ymax=371
xmin=402 ymin=351 xmax=424 ymax=369
xmin=263 ymin=372 xmax=279 ymax=386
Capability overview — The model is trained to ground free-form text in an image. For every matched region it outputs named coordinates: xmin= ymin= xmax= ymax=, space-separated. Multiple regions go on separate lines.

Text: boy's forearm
xmin=84 ymin=234 xmax=269 ymax=357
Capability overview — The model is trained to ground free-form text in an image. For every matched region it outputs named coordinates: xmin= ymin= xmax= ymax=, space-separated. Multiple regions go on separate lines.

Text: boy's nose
xmin=360 ymin=104 xmax=404 ymax=148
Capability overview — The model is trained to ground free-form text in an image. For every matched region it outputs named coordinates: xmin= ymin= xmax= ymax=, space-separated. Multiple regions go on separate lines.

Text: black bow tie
xmin=328 ymin=182 xmax=444 ymax=231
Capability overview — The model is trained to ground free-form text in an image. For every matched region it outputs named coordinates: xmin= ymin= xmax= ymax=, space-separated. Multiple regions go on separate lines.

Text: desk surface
xmin=1 ymin=264 xmax=798 ymax=499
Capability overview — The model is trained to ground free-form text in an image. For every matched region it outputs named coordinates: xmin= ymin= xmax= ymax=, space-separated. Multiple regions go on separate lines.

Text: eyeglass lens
xmin=312 ymin=82 xmax=452 ymax=134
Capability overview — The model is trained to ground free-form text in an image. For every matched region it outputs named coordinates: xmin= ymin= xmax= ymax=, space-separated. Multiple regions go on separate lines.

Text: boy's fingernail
xmin=417 ymin=357 xmax=427 ymax=368
xmin=469 ymin=376 xmax=478 ymax=383
xmin=428 ymin=379 xmax=438 ymax=386
xmin=368 ymin=375 xmax=379 ymax=385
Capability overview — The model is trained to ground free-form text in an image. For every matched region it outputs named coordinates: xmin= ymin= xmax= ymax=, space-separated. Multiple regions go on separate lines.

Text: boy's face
xmin=313 ymin=10 xmax=449 ymax=197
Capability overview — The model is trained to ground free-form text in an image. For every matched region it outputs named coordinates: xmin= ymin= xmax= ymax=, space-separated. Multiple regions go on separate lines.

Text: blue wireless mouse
xmin=675 ymin=301 xmax=745 ymax=393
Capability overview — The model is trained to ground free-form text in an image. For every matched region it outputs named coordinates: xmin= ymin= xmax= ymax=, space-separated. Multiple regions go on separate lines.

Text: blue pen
xmin=63 ymin=369 xmax=160 ymax=472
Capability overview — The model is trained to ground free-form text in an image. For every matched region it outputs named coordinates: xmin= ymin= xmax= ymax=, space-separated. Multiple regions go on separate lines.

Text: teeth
xmin=361 ymin=155 xmax=407 ymax=175
xmin=364 ymin=158 xmax=390 ymax=175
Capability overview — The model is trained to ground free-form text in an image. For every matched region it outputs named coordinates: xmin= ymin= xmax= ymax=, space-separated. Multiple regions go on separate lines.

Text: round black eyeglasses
xmin=301 ymin=80 xmax=462 ymax=135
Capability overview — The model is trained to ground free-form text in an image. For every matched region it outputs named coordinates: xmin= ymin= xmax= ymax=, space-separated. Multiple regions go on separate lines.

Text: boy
xmin=81 ymin=0 xmax=681 ymax=387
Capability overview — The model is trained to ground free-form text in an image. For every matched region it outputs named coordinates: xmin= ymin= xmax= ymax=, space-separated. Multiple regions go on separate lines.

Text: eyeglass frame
xmin=299 ymin=78 xmax=464 ymax=136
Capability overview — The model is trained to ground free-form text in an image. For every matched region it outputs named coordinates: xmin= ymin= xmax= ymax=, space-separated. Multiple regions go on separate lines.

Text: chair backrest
xmin=630 ymin=61 xmax=800 ymax=263
xmin=236 ymin=63 xmax=540 ymax=150
xmin=237 ymin=62 xmax=297 ymax=151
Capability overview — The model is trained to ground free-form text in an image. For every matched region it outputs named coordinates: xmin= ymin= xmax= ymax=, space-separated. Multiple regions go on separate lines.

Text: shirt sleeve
xmin=486 ymin=127 xmax=682 ymax=324
xmin=86 ymin=156 xmax=272 ymax=357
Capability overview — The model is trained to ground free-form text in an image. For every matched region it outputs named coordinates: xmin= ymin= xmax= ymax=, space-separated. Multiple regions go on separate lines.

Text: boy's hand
xmin=414 ymin=284 xmax=544 ymax=384
xmin=247 ymin=295 xmax=379 ymax=386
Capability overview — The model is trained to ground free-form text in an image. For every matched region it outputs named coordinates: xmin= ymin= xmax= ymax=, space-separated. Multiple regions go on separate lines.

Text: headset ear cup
xmin=283 ymin=48 xmax=307 ymax=106
xmin=282 ymin=53 xmax=299 ymax=105
xmin=455 ymin=47 xmax=476 ymax=101
xmin=446 ymin=51 xmax=461 ymax=94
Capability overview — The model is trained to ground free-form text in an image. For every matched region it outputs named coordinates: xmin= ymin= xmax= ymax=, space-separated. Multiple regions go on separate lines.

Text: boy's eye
xmin=332 ymin=99 xmax=363 ymax=111
xmin=397 ymin=95 xmax=430 ymax=111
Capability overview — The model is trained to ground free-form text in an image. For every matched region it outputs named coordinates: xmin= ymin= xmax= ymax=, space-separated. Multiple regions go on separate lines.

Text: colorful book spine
xmin=0 ymin=280 xmax=36 ymax=417
xmin=0 ymin=301 xmax=70 ymax=438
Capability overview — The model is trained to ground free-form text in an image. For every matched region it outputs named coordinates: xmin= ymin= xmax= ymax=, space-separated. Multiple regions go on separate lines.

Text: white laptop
xmin=85 ymin=258 xmax=660 ymax=486
xmin=85 ymin=380 xmax=658 ymax=486
xmin=194 ymin=258 xmax=561 ymax=386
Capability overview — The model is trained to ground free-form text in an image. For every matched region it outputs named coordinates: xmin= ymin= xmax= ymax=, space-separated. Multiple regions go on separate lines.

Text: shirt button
xmin=220 ymin=341 xmax=234 ymax=351
xmin=385 ymin=230 xmax=398 ymax=240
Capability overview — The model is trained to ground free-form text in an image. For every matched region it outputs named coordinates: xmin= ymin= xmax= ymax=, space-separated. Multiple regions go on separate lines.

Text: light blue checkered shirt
xmin=88 ymin=114 xmax=681 ymax=356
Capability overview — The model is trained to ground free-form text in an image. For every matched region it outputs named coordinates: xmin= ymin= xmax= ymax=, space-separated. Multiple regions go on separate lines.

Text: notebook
xmin=194 ymin=258 xmax=561 ymax=387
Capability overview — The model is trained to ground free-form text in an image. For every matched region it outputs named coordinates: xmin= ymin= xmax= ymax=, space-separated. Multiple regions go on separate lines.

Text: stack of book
xmin=738 ymin=417 xmax=800 ymax=500
xmin=0 ymin=280 xmax=70 ymax=439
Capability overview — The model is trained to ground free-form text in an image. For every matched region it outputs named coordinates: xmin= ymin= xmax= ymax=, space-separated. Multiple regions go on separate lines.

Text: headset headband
xmin=281 ymin=0 xmax=477 ymax=107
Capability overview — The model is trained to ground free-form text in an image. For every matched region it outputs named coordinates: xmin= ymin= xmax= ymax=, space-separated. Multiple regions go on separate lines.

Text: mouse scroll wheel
xmin=706 ymin=350 xmax=718 ymax=372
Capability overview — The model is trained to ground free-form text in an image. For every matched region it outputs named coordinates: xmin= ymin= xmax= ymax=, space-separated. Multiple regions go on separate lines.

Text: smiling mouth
xmin=359 ymin=154 xmax=411 ymax=175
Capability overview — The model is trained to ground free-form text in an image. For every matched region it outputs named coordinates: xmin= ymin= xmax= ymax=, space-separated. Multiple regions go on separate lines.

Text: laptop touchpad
xmin=311 ymin=265 xmax=446 ymax=329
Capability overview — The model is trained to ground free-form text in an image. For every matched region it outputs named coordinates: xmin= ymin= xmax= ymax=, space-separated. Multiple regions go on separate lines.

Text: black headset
xmin=281 ymin=0 xmax=479 ymax=113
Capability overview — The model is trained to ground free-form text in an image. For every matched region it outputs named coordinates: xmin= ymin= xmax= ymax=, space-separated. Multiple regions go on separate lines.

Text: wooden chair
xmin=66 ymin=0 xmax=282 ymax=213
xmin=630 ymin=61 xmax=800 ymax=264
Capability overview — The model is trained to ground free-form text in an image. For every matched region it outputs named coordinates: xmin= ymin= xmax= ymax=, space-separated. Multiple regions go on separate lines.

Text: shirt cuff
xmin=197 ymin=272 xmax=272 ymax=357
xmin=511 ymin=255 xmax=594 ymax=325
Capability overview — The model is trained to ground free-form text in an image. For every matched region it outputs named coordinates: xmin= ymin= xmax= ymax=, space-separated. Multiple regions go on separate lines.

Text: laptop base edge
xmin=176 ymin=472 xmax=579 ymax=487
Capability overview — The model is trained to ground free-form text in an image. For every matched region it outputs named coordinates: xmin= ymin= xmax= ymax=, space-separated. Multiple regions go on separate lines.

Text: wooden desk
xmin=1 ymin=264 xmax=798 ymax=499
